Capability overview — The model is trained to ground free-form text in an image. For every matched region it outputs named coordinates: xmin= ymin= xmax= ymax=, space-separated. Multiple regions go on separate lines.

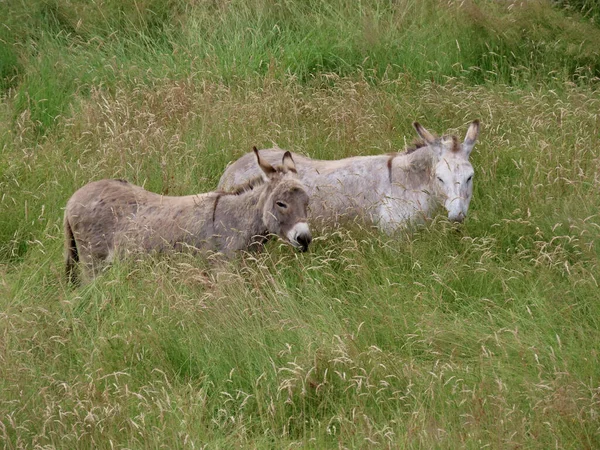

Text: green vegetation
xmin=1 ymin=0 xmax=599 ymax=447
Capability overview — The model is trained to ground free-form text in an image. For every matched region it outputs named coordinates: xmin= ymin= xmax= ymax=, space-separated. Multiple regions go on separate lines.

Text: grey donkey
xmin=64 ymin=149 xmax=311 ymax=283
xmin=219 ymin=121 xmax=480 ymax=233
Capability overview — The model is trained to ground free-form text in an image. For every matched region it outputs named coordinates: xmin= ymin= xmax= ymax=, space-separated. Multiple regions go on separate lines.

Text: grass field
xmin=1 ymin=0 xmax=600 ymax=448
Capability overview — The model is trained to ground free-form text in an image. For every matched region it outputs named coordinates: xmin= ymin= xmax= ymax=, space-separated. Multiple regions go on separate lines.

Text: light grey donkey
xmin=218 ymin=121 xmax=480 ymax=233
xmin=64 ymin=149 xmax=311 ymax=283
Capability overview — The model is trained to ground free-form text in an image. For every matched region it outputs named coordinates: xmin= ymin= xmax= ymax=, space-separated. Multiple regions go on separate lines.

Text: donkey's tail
xmin=64 ymin=213 xmax=79 ymax=285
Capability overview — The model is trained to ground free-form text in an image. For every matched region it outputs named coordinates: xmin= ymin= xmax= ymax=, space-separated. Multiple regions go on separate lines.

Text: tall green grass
xmin=557 ymin=0 xmax=600 ymax=22
xmin=1 ymin=0 xmax=600 ymax=447
xmin=2 ymin=0 xmax=600 ymax=138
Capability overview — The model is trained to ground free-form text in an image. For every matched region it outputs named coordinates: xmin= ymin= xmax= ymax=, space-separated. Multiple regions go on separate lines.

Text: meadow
xmin=1 ymin=0 xmax=600 ymax=448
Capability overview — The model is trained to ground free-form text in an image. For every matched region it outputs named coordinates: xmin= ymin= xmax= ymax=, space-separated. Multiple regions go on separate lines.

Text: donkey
xmin=64 ymin=149 xmax=311 ymax=283
xmin=218 ymin=121 xmax=480 ymax=233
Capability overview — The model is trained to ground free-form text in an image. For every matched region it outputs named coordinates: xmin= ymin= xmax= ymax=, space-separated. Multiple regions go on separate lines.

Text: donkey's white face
xmin=434 ymin=151 xmax=474 ymax=223
xmin=414 ymin=120 xmax=480 ymax=223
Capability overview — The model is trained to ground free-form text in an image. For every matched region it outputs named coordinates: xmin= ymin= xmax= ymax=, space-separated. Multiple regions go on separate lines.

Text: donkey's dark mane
xmin=211 ymin=175 xmax=268 ymax=224
xmin=217 ymin=175 xmax=266 ymax=196
xmin=385 ymin=140 xmax=428 ymax=174
xmin=404 ymin=134 xmax=461 ymax=154
xmin=386 ymin=139 xmax=435 ymax=184
xmin=404 ymin=140 xmax=428 ymax=154
xmin=217 ymin=160 xmax=297 ymax=197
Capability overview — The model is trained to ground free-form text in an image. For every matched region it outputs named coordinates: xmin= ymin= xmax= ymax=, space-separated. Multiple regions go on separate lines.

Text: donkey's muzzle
xmin=296 ymin=233 xmax=312 ymax=252
xmin=287 ymin=222 xmax=312 ymax=252
xmin=448 ymin=211 xmax=466 ymax=223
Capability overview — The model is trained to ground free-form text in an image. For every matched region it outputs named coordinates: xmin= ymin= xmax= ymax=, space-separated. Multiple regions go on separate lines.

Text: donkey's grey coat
xmin=218 ymin=121 xmax=480 ymax=232
xmin=64 ymin=151 xmax=311 ymax=283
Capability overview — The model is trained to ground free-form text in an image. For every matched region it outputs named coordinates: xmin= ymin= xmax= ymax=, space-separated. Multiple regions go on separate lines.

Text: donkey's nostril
xmin=449 ymin=212 xmax=465 ymax=223
xmin=296 ymin=233 xmax=312 ymax=252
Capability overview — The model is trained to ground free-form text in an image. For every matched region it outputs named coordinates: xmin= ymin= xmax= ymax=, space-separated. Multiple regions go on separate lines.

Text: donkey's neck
xmin=212 ymin=184 xmax=270 ymax=252
xmin=390 ymin=145 xmax=437 ymax=190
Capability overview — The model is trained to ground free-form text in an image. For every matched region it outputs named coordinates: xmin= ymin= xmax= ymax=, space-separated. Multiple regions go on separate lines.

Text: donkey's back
xmin=219 ymin=148 xmax=390 ymax=225
xmin=219 ymin=149 xmax=383 ymax=191
xmin=219 ymin=149 xmax=313 ymax=189
xmin=64 ymin=179 xmax=215 ymax=283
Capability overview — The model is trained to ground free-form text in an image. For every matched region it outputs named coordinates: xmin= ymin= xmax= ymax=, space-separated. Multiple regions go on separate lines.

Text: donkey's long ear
xmin=254 ymin=146 xmax=276 ymax=179
xmin=462 ymin=120 xmax=480 ymax=157
xmin=281 ymin=151 xmax=297 ymax=174
xmin=413 ymin=122 xmax=437 ymax=145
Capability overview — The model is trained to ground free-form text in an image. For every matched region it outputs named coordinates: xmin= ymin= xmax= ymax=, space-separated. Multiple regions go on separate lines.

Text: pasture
xmin=1 ymin=0 xmax=600 ymax=448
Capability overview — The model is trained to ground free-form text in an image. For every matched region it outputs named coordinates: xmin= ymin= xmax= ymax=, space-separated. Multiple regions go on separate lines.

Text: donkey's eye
xmin=276 ymin=201 xmax=288 ymax=209
xmin=466 ymin=175 xmax=473 ymax=183
xmin=437 ymin=177 xmax=444 ymax=183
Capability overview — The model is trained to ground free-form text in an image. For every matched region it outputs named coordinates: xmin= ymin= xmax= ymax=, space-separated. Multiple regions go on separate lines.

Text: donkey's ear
xmin=462 ymin=120 xmax=480 ymax=157
xmin=281 ymin=151 xmax=297 ymax=174
xmin=254 ymin=146 xmax=276 ymax=178
xmin=413 ymin=122 xmax=437 ymax=145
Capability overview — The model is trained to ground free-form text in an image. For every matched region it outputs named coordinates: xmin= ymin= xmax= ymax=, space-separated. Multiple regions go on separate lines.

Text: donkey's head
xmin=413 ymin=120 xmax=480 ymax=223
xmin=255 ymin=148 xmax=312 ymax=251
